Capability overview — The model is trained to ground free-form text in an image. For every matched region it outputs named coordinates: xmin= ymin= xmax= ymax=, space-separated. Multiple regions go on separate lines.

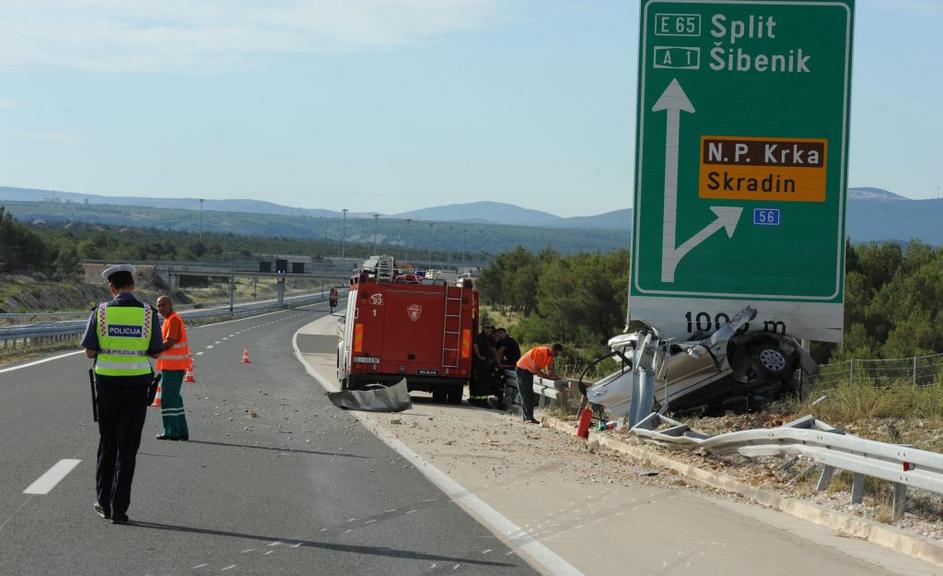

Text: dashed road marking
xmin=206 ymin=345 xmax=214 ymax=349
xmin=220 ymin=565 xmax=236 ymax=572
xmin=241 ymin=548 xmax=255 ymax=554
xmin=192 ymin=564 xmax=208 ymax=569
xmin=196 ymin=352 xmax=204 ymax=356
xmin=23 ymin=459 xmax=81 ymax=495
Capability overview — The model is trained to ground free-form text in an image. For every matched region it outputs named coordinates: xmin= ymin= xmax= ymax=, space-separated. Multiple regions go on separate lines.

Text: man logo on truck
xmin=408 ymin=304 xmax=422 ymax=322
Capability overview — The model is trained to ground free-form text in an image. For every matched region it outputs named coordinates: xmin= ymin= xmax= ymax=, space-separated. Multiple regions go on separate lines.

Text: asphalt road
xmin=0 ymin=306 xmax=539 ymax=576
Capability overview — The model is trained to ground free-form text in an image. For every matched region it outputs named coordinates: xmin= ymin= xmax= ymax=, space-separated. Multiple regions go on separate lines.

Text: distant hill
xmin=847 ymin=187 xmax=908 ymax=201
xmin=0 ymin=186 xmax=342 ymax=219
xmin=4 ymin=184 xmax=943 ymax=247
xmin=395 ymin=201 xmax=561 ymax=227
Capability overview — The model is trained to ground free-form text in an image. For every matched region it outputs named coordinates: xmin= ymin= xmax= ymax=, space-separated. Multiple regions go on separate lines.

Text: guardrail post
xmin=849 ymin=358 xmax=854 ymax=384
xmin=851 ymin=473 xmax=865 ymax=504
xmin=816 ymin=465 xmax=835 ymax=491
xmin=913 ymin=356 xmax=918 ymax=386
xmin=892 ymin=483 xmax=907 ymax=521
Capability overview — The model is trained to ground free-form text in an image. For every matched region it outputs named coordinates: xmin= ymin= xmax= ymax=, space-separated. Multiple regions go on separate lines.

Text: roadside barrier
xmin=631 ymin=413 xmax=943 ymax=521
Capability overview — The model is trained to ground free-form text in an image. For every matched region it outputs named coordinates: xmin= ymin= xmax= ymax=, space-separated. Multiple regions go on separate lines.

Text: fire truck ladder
xmin=441 ymin=284 xmax=464 ymax=368
xmin=375 ymin=255 xmax=395 ymax=283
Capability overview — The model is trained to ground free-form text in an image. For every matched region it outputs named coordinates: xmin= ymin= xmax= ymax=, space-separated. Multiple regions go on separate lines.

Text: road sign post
xmin=630 ymin=0 xmax=854 ymax=343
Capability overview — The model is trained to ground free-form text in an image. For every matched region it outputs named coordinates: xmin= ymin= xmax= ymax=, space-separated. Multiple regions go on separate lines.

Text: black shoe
xmin=111 ymin=513 xmax=129 ymax=525
xmin=93 ymin=502 xmax=110 ymax=520
xmin=179 ymin=435 xmax=189 ymax=441
xmin=525 ymin=418 xmax=540 ymax=424
xmin=155 ymin=434 xmax=178 ymax=440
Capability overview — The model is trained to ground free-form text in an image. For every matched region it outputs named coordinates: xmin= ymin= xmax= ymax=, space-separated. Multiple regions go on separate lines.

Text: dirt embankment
xmin=0 ymin=269 xmax=173 ymax=313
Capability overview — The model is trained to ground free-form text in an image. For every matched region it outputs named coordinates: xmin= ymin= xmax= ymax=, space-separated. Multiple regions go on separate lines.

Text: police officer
xmin=81 ymin=264 xmax=163 ymax=524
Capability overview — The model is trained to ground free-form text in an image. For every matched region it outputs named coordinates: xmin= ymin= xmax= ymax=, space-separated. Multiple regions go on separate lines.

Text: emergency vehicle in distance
xmin=337 ymin=255 xmax=478 ymax=404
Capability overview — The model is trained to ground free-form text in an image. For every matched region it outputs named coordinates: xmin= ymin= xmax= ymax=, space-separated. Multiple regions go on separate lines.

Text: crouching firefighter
xmin=82 ymin=264 xmax=164 ymax=524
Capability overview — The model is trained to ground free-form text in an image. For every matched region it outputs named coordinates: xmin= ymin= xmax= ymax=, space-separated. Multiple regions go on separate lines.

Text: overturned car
xmin=578 ymin=307 xmax=818 ymax=426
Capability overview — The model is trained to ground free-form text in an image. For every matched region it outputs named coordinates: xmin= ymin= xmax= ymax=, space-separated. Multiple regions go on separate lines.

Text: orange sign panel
xmin=698 ymin=136 xmax=827 ymax=202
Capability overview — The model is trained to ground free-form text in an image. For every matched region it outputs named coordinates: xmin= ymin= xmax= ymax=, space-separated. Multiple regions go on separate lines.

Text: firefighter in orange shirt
xmin=155 ymin=296 xmax=191 ymax=440
xmin=515 ymin=343 xmax=563 ymax=423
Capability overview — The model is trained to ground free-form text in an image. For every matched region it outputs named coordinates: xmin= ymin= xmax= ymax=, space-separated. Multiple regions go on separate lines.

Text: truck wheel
xmin=432 ymin=388 xmax=447 ymax=403
xmin=447 ymin=384 xmax=464 ymax=405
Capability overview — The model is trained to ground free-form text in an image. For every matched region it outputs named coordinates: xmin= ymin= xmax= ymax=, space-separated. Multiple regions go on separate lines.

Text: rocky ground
xmin=355 ymin=397 xmax=943 ymax=545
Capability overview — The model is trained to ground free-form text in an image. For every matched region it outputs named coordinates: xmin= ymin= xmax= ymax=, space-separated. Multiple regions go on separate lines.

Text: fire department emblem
xmin=369 ymin=293 xmax=384 ymax=305
xmin=407 ymin=304 xmax=422 ymax=322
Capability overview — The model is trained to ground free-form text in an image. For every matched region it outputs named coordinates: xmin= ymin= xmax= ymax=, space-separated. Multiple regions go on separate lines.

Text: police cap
xmin=101 ymin=263 xmax=136 ymax=284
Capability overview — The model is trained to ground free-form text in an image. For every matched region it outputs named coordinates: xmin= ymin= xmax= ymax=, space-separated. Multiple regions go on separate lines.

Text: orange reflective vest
xmin=516 ymin=346 xmax=553 ymax=374
xmin=156 ymin=312 xmax=192 ymax=372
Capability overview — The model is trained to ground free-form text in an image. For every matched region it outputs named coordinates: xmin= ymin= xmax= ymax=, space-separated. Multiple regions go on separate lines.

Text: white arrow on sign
xmin=652 ymin=78 xmax=742 ymax=283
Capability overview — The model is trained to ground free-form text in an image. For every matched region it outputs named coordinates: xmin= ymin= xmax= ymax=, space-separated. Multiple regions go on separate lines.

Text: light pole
xmin=341 ymin=208 xmax=348 ymax=259
xmin=428 ymin=222 xmax=434 ymax=266
xmin=447 ymin=225 xmax=453 ymax=268
xmin=199 ymin=198 xmax=205 ymax=244
xmin=404 ymin=218 xmax=411 ymax=262
xmin=462 ymin=229 xmax=466 ymax=269
xmin=373 ymin=213 xmax=380 ymax=255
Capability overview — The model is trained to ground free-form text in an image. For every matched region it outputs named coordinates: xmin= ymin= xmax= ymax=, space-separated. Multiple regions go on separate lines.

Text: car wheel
xmin=750 ymin=345 xmax=795 ymax=381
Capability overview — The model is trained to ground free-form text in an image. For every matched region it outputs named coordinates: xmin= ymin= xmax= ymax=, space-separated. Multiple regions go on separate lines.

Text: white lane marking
xmin=214 ymin=341 xmax=221 ymax=345
xmin=291 ymin=543 xmax=301 ymax=548
xmin=268 ymin=541 xmax=281 ymax=547
xmin=206 ymin=345 xmax=214 ymax=349
xmin=220 ymin=565 xmax=236 ymax=572
xmin=196 ymin=351 xmax=205 ymax=356
xmin=291 ymin=323 xmax=587 ymax=576
xmin=23 ymin=459 xmax=82 ymax=495
xmin=0 ymin=350 xmax=83 ymax=374
xmin=192 ymin=564 xmax=208 ymax=569
xmin=344 ymin=529 xmax=352 ymax=534
xmin=365 ymin=519 xmax=376 ymax=525
xmin=482 ymin=549 xmax=492 ymax=555
xmin=241 ymin=548 xmax=255 ymax=553
xmin=264 ymin=551 xmax=274 ymax=556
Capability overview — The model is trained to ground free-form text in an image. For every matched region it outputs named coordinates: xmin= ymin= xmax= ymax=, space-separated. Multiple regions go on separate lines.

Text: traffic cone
xmin=184 ymin=366 xmax=196 ymax=383
xmin=241 ymin=345 xmax=251 ymax=364
xmin=151 ymin=383 xmax=162 ymax=408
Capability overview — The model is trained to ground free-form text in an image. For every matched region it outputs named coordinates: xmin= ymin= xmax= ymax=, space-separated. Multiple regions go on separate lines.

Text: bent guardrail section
xmin=631 ymin=412 xmax=943 ymax=520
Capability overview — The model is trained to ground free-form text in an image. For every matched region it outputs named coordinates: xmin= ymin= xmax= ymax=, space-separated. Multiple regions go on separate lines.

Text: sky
xmin=0 ymin=0 xmax=940 ymax=217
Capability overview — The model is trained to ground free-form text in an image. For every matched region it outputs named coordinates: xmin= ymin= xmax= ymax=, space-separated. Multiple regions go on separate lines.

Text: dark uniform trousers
xmin=96 ymin=374 xmax=150 ymax=516
xmin=515 ymin=368 xmax=536 ymax=421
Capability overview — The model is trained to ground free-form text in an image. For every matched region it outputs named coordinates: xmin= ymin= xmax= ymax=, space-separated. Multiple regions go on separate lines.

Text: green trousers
xmin=160 ymin=370 xmax=190 ymax=439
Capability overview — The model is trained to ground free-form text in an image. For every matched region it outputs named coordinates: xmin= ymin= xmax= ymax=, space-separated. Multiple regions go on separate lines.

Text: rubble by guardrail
xmin=630 ymin=412 xmax=943 ymax=521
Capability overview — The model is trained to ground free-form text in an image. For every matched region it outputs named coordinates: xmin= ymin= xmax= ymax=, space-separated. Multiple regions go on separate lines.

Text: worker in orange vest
xmin=515 ymin=343 xmax=563 ymax=423
xmin=155 ymin=296 xmax=191 ymax=440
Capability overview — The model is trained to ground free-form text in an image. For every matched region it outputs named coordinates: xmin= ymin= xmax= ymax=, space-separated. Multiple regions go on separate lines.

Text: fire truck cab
xmin=337 ymin=255 xmax=478 ymax=404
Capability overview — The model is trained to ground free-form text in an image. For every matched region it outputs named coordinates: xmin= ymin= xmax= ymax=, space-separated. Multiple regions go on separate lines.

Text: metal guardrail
xmin=0 ymin=291 xmax=338 ymax=349
xmin=631 ymin=412 xmax=943 ymax=520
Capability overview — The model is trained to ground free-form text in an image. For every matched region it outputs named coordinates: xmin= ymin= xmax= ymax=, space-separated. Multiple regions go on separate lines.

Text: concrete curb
xmin=542 ymin=416 xmax=943 ymax=568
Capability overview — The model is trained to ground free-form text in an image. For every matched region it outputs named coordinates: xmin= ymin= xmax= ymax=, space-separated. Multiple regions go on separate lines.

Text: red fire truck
xmin=337 ymin=256 xmax=478 ymax=404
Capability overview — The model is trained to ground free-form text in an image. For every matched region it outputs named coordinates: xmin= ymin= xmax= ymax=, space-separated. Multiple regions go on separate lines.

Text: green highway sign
xmin=630 ymin=0 xmax=854 ymax=343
